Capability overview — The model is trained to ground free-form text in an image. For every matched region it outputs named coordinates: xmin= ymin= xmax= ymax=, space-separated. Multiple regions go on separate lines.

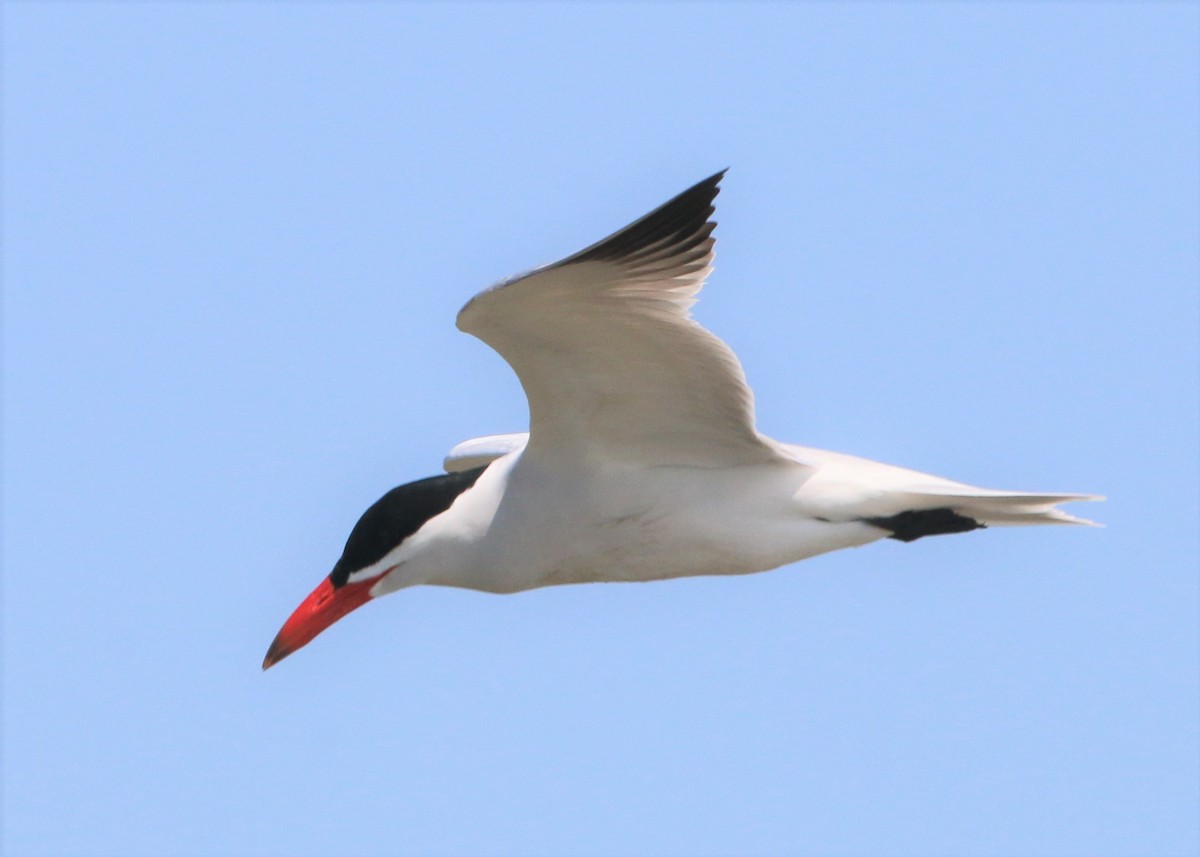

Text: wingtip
xmin=561 ymin=170 xmax=726 ymax=268
xmin=695 ymin=168 xmax=728 ymax=199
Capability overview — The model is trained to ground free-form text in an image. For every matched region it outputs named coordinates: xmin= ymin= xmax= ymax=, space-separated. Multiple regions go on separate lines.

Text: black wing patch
xmin=866 ymin=508 xmax=985 ymax=543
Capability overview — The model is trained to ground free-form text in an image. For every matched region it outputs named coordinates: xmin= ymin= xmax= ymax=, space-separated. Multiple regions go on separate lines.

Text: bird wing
xmin=456 ymin=171 xmax=783 ymax=468
xmin=443 ymin=432 xmax=529 ymax=473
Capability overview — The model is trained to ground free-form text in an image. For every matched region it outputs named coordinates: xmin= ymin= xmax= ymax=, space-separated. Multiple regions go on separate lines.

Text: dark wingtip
xmin=564 ymin=169 xmax=728 ymax=267
xmin=866 ymin=508 xmax=985 ymax=543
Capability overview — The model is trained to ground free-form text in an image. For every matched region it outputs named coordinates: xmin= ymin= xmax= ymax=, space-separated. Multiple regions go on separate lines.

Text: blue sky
xmin=3 ymin=4 xmax=1197 ymax=856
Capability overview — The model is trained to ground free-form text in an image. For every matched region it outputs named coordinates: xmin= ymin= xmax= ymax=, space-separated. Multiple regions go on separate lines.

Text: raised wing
xmin=456 ymin=171 xmax=782 ymax=468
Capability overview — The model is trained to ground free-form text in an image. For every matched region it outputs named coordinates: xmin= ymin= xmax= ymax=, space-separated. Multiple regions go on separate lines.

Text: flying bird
xmin=263 ymin=171 xmax=1098 ymax=669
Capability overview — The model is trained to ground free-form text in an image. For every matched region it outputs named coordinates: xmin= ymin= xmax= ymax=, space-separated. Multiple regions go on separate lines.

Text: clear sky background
xmin=4 ymin=4 xmax=1197 ymax=857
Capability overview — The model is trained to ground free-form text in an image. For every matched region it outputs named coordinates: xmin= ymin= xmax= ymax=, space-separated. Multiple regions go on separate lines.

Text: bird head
xmin=262 ymin=467 xmax=488 ymax=669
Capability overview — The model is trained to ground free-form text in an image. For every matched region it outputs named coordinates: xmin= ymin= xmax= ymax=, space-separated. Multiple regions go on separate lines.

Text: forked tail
xmin=867 ymin=486 xmax=1102 ymax=542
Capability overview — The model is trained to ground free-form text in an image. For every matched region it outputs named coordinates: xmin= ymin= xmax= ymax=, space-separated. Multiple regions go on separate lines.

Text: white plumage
xmin=263 ymin=170 xmax=1099 ymax=668
xmin=376 ymin=170 xmax=1098 ymax=596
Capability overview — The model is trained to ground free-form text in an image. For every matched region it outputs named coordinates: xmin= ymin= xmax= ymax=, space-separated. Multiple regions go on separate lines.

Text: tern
xmin=263 ymin=170 xmax=1098 ymax=669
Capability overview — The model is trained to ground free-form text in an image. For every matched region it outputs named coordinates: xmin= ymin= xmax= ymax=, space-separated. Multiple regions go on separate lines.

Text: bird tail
xmin=893 ymin=485 xmax=1103 ymax=527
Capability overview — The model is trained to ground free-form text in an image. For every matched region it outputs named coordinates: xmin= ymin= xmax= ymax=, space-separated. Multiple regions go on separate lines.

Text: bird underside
xmin=412 ymin=442 xmax=1100 ymax=596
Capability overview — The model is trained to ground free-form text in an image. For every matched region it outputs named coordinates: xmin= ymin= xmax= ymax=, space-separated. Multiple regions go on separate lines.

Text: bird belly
xmin=448 ymin=461 xmax=882 ymax=593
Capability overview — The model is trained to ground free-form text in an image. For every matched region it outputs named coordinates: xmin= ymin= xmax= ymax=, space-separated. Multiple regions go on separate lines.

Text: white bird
xmin=263 ymin=170 xmax=1099 ymax=669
